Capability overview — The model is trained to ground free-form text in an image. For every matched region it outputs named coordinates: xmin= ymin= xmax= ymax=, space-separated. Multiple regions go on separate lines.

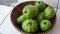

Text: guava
xmin=17 ymin=15 xmax=26 ymax=25
xmin=36 ymin=12 xmax=44 ymax=22
xmin=23 ymin=5 xmax=39 ymax=19
xmin=34 ymin=1 xmax=46 ymax=12
xmin=40 ymin=19 xmax=51 ymax=31
xmin=44 ymin=7 xmax=55 ymax=19
xmin=22 ymin=19 xmax=38 ymax=33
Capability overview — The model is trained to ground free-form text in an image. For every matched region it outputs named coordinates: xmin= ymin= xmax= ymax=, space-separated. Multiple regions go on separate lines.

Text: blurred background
xmin=0 ymin=0 xmax=58 ymax=8
xmin=0 ymin=0 xmax=17 ymax=6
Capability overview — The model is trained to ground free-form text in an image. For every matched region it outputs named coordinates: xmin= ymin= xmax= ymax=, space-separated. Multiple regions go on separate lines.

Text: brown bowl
xmin=10 ymin=1 xmax=56 ymax=34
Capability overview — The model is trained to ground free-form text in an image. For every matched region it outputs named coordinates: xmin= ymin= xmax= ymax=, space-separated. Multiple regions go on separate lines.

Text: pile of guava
xmin=16 ymin=1 xmax=55 ymax=33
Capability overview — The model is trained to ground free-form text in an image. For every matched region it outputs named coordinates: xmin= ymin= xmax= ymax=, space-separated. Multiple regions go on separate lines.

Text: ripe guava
xmin=22 ymin=19 xmax=38 ymax=33
xmin=44 ymin=7 xmax=55 ymax=19
xmin=36 ymin=12 xmax=44 ymax=22
xmin=34 ymin=1 xmax=46 ymax=12
xmin=40 ymin=19 xmax=51 ymax=31
xmin=23 ymin=5 xmax=39 ymax=19
xmin=17 ymin=15 xmax=26 ymax=25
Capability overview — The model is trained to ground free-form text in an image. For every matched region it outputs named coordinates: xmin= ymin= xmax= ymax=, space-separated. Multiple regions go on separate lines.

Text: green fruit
xmin=44 ymin=7 xmax=55 ymax=19
xmin=17 ymin=15 xmax=26 ymax=25
xmin=34 ymin=1 xmax=46 ymax=11
xmin=23 ymin=5 xmax=39 ymax=18
xmin=22 ymin=19 xmax=38 ymax=33
xmin=36 ymin=12 xmax=44 ymax=22
xmin=40 ymin=19 xmax=51 ymax=31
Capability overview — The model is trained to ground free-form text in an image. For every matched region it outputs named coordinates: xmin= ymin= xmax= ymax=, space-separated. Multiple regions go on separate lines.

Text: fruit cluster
xmin=16 ymin=1 xmax=55 ymax=33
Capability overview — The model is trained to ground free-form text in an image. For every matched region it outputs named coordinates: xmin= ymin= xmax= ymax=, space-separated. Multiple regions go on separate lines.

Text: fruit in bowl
xmin=36 ymin=12 xmax=44 ymax=22
xmin=22 ymin=19 xmax=38 ymax=33
xmin=40 ymin=19 xmax=51 ymax=31
xmin=11 ymin=1 xmax=56 ymax=34
xmin=44 ymin=7 xmax=55 ymax=19
xmin=23 ymin=5 xmax=39 ymax=19
xmin=34 ymin=1 xmax=46 ymax=12
xmin=17 ymin=15 xmax=26 ymax=25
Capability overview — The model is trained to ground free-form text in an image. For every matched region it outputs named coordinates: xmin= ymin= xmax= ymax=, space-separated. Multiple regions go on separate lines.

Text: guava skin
xmin=23 ymin=5 xmax=39 ymax=19
xmin=40 ymin=19 xmax=51 ymax=31
xmin=22 ymin=19 xmax=38 ymax=33
xmin=36 ymin=12 xmax=44 ymax=22
xmin=17 ymin=15 xmax=26 ymax=25
xmin=34 ymin=1 xmax=46 ymax=12
xmin=44 ymin=7 xmax=55 ymax=19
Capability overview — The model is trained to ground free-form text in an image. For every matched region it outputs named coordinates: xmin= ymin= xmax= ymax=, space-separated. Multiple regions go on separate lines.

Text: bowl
xmin=10 ymin=1 xmax=56 ymax=34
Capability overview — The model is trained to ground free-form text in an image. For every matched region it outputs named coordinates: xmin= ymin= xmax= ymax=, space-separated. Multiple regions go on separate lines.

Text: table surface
xmin=0 ymin=0 xmax=60 ymax=34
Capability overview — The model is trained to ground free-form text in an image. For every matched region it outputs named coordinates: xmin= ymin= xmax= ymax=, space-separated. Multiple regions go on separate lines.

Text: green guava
xmin=40 ymin=19 xmax=51 ymax=31
xmin=23 ymin=5 xmax=39 ymax=19
xmin=34 ymin=1 xmax=46 ymax=12
xmin=44 ymin=7 xmax=55 ymax=19
xmin=36 ymin=12 xmax=44 ymax=22
xmin=22 ymin=19 xmax=38 ymax=33
xmin=17 ymin=15 xmax=26 ymax=25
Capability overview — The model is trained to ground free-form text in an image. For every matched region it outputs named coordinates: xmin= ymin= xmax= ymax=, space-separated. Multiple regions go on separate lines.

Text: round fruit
xmin=36 ymin=12 xmax=44 ymax=22
xmin=22 ymin=19 xmax=38 ymax=33
xmin=23 ymin=5 xmax=39 ymax=19
xmin=44 ymin=7 xmax=55 ymax=19
xmin=34 ymin=1 xmax=46 ymax=11
xmin=40 ymin=19 xmax=51 ymax=31
xmin=17 ymin=15 xmax=26 ymax=25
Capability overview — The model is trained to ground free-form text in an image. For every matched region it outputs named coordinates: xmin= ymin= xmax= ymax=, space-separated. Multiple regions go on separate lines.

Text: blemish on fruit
xmin=44 ymin=22 xmax=46 ymax=25
xmin=38 ymin=2 xmax=40 ymax=3
xmin=29 ymin=22 xmax=32 ymax=25
xmin=24 ymin=11 xmax=27 ymax=13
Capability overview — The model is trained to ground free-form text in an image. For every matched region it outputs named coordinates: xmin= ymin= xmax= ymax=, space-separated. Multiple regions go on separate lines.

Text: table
xmin=0 ymin=0 xmax=60 ymax=34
